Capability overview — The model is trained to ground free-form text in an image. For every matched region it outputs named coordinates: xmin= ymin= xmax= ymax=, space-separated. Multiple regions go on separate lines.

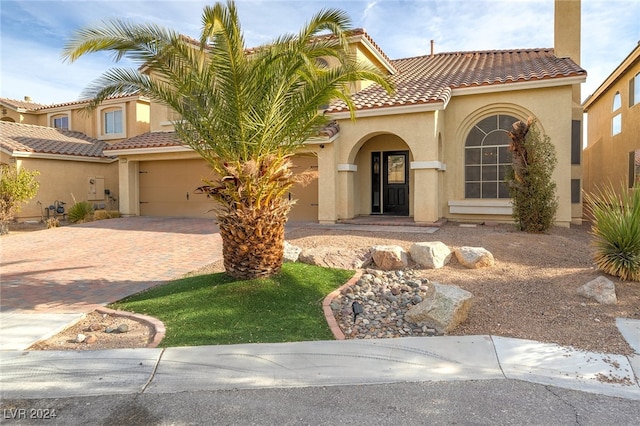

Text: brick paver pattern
xmin=0 ymin=217 xmax=223 ymax=313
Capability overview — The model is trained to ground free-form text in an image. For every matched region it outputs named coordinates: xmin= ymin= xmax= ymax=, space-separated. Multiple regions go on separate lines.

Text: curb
xmin=322 ymin=269 xmax=363 ymax=340
xmin=95 ymin=306 xmax=166 ymax=348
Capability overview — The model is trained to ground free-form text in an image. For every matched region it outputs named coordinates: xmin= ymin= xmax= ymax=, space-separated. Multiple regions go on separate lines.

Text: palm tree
xmin=62 ymin=0 xmax=393 ymax=279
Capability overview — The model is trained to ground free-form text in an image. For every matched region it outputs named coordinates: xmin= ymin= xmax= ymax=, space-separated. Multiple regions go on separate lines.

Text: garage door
xmin=139 ymin=159 xmax=216 ymax=218
xmin=139 ymin=155 xmax=318 ymax=221
xmin=288 ymin=154 xmax=318 ymax=222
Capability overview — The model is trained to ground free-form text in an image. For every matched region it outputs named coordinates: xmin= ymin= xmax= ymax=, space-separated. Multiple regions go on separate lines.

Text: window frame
xmin=47 ymin=112 xmax=71 ymax=130
xmin=612 ymin=91 xmax=622 ymax=136
xmin=630 ymin=72 xmax=640 ymax=107
xmin=97 ymin=104 xmax=126 ymax=140
xmin=464 ymin=114 xmax=518 ymax=200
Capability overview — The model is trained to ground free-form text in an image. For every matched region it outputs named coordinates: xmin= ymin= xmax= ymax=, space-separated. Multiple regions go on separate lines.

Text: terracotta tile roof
xmin=105 ymin=121 xmax=340 ymax=151
xmin=104 ymin=131 xmax=183 ymax=151
xmin=0 ymin=121 xmax=111 ymax=159
xmin=0 ymin=98 xmax=47 ymax=111
xmin=0 ymin=94 xmax=145 ymax=112
xmin=327 ymin=48 xmax=586 ymax=113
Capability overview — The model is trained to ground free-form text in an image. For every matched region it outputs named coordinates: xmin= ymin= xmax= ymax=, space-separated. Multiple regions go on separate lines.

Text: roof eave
xmin=105 ymin=145 xmax=193 ymax=156
xmin=583 ymin=44 xmax=640 ymax=110
xmin=10 ymin=151 xmax=117 ymax=163
xmin=350 ymin=33 xmax=397 ymax=75
xmin=327 ymin=100 xmax=447 ymax=120
xmin=451 ymin=75 xmax=586 ymax=97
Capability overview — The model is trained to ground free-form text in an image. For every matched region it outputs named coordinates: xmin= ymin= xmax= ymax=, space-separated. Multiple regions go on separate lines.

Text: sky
xmin=1 ymin=0 xmax=639 ymax=105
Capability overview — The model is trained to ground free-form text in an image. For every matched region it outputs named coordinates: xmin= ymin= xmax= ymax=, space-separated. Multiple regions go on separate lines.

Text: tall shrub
xmin=507 ymin=118 xmax=558 ymax=233
xmin=584 ymin=183 xmax=640 ymax=282
xmin=0 ymin=165 xmax=40 ymax=235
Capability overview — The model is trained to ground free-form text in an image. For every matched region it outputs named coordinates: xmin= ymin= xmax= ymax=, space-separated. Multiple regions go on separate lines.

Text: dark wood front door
xmin=379 ymin=151 xmax=409 ymax=215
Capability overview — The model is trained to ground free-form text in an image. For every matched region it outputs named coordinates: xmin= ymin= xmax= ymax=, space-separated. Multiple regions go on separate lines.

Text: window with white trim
xmin=612 ymin=91 xmax=622 ymax=136
xmin=631 ymin=72 xmax=640 ymax=107
xmin=52 ymin=115 xmax=69 ymax=130
xmin=104 ymin=109 xmax=123 ymax=134
xmin=464 ymin=114 xmax=517 ymax=199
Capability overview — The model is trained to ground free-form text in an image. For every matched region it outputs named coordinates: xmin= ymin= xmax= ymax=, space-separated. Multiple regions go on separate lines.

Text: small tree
xmin=0 ymin=164 xmax=40 ymax=235
xmin=506 ymin=117 xmax=558 ymax=233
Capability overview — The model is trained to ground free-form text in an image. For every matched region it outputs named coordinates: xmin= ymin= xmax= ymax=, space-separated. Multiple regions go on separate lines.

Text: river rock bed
xmin=330 ymin=268 xmax=444 ymax=339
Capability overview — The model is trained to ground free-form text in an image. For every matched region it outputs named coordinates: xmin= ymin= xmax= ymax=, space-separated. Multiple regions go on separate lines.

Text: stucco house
xmin=0 ymin=95 xmax=150 ymax=220
xmin=583 ymin=42 xmax=640 ymax=196
xmin=106 ymin=0 xmax=585 ymax=227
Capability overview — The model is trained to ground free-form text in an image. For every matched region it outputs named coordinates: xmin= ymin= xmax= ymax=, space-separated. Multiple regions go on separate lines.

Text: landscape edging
xmin=322 ymin=269 xmax=363 ymax=340
xmin=95 ymin=306 xmax=166 ymax=348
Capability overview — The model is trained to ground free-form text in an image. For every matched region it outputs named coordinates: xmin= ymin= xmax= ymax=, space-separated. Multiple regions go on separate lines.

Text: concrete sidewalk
xmin=2 ymin=334 xmax=639 ymax=401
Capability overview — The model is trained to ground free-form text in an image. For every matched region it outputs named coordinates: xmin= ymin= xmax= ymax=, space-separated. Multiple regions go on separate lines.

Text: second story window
xmin=52 ymin=115 xmax=69 ymax=130
xmin=631 ymin=72 xmax=640 ymax=107
xmin=612 ymin=92 xmax=622 ymax=136
xmin=104 ymin=109 xmax=123 ymax=134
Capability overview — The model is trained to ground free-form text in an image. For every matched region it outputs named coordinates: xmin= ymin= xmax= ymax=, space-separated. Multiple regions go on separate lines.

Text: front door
xmin=371 ymin=151 xmax=409 ymax=215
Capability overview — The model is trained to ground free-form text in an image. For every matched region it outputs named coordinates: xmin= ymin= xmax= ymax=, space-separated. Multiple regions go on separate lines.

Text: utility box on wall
xmin=88 ymin=176 xmax=105 ymax=201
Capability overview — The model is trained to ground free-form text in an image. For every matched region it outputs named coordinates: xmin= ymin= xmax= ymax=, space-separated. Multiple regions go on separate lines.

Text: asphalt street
xmin=2 ymin=379 xmax=640 ymax=425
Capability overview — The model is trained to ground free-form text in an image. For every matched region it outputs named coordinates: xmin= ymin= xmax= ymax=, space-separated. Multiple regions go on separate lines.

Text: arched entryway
xmin=353 ymin=133 xmax=412 ymax=217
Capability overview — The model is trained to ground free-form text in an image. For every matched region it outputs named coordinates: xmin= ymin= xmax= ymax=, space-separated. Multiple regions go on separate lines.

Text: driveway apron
xmin=0 ymin=217 xmax=223 ymax=313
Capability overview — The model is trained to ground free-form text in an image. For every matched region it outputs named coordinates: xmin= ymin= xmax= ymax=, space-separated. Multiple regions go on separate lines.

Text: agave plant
xmin=584 ymin=183 xmax=640 ymax=281
xmin=68 ymin=201 xmax=94 ymax=224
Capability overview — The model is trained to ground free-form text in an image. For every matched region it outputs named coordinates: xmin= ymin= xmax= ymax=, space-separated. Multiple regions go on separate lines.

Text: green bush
xmin=0 ymin=165 xmax=40 ymax=235
xmin=507 ymin=118 xmax=558 ymax=233
xmin=584 ymin=183 xmax=640 ymax=282
xmin=68 ymin=201 xmax=94 ymax=223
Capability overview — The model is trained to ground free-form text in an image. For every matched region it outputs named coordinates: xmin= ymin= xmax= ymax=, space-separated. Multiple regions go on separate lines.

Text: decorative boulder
xmin=405 ymin=283 xmax=474 ymax=333
xmin=283 ymin=241 xmax=302 ymax=263
xmin=455 ymin=246 xmax=495 ymax=269
xmin=371 ymin=245 xmax=408 ymax=270
xmin=578 ymin=276 xmax=617 ymax=305
xmin=298 ymin=247 xmax=371 ymax=270
xmin=410 ymin=241 xmax=452 ymax=269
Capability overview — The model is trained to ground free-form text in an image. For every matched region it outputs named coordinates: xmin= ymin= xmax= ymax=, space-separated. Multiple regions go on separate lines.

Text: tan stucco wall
xmin=584 ymin=60 xmax=640 ymax=196
xmin=326 ymin=84 xmax=577 ymax=226
xmin=149 ymin=103 xmax=176 ymax=132
xmin=12 ymin=158 xmax=118 ymax=221
xmin=333 ymin=111 xmax=437 ymax=222
xmin=442 ymin=86 xmax=574 ymax=226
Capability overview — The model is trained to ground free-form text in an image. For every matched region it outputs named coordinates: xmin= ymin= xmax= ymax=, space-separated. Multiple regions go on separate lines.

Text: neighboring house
xmin=0 ymin=95 xmax=150 ymax=220
xmin=106 ymin=0 xmax=585 ymax=226
xmin=0 ymin=121 xmax=118 ymax=220
xmin=583 ymin=43 xmax=640 ymax=195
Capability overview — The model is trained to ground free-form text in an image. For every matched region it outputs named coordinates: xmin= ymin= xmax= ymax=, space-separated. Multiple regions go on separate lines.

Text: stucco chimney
xmin=554 ymin=0 xmax=581 ymax=65
xmin=430 ymin=40 xmax=435 ymax=56
xmin=24 ymin=96 xmax=32 ymax=102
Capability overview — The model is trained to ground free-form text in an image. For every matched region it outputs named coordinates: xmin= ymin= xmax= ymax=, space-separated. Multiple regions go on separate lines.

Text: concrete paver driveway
xmin=0 ymin=217 xmax=223 ymax=313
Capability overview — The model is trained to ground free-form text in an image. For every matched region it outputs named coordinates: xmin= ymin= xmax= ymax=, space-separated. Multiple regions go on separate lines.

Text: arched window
xmin=97 ymin=104 xmax=126 ymax=139
xmin=612 ymin=91 xmax=622 ymax=136
xmin=464 ymin=114 xmax=517 ymax=199
xmin=631 ymin=72 xmax=640 ymax=107
xmin=51 ymin=114 xmax=69 ymax=130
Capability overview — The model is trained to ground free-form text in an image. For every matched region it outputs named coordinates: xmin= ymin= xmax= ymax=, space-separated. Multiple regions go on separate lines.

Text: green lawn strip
xmin=109 ymin=262 xmax=354 ymax=347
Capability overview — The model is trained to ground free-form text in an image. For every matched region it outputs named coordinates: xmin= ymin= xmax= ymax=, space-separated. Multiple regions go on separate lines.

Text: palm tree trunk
xmin=217 ymin=201 xmax=290 ymax=280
